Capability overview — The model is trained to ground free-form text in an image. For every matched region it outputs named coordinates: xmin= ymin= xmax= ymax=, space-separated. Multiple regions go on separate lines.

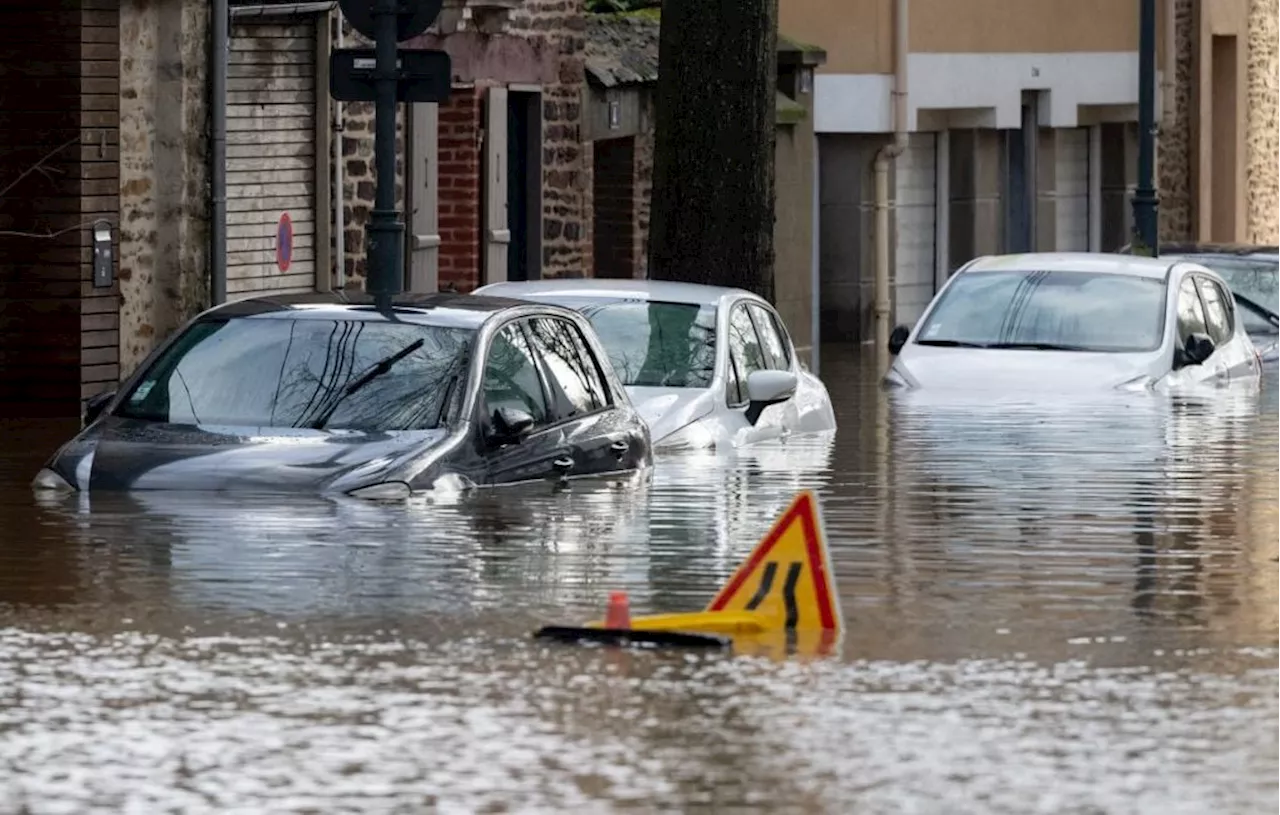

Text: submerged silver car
xmin=472 ymin=279 xmax=837 ymax=448
xmin=884 ymin=252 xmax=1263 ymax=392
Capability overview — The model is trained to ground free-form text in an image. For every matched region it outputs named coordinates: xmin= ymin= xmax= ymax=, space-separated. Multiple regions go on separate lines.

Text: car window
xmin=570 ymin=299 xmax=717 ymax=389
xmin=727 ymin=304 xmax=767 ymax=405
xmin=482 ymin=322 xmax=550 ymax=428
xmin=1176 ymin=276 xmax=1209 ymax=341
xmin=747 ymin=303 xmax=791 ymax=370
xmin=1195 ymin=276 xmax=1233 ymax=346
xmin=915 ymin=269 xmax=1167 ymax=352
xmin=115 ymin=317 xmax=474 ymax=430
xmin=525 ymin=317 xmax=609 ymax=420
xmin=1189 ymin=257 xmax=1278 ymax=313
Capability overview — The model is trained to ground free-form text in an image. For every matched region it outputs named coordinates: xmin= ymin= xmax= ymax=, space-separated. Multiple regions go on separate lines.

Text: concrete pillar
xmin=1036 ymin=127 xmax=1058 ymax=250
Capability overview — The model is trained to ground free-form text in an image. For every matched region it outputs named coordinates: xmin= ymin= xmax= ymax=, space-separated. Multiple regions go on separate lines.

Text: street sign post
xmin=334 ymin=0 xmax=452 ymax=300
xmin=330 ymin=48 xmax=451 ymax=103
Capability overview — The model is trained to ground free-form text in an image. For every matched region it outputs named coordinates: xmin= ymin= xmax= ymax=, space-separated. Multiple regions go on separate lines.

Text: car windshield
xmin=115 ymin=317 xmax=474 ymax=430
xmin=915 ymin=270 xmax=1168 ymax=352
xmin=553 ymin=298 xmax=717 ymax=388
xmin=1183 ymin=256 xmax=1279 ymax=331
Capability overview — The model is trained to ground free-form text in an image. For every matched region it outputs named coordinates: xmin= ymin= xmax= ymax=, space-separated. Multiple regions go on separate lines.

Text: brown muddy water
xmin=0 ymin=348 xmax=1276 ymax=814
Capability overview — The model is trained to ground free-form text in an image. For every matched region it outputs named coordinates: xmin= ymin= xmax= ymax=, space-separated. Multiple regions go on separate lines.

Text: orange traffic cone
xmin=604 ymin=591 xmax=631 ymax=629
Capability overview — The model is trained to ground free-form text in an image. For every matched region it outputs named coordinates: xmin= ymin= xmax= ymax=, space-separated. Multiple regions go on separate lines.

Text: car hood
xmin=51 ymin=417 xmax=449 ymax=493
xmin=625 ymin=386 xmax=716 ymax=444
xmin=893 ymin=345 xmax=1159 ymax=391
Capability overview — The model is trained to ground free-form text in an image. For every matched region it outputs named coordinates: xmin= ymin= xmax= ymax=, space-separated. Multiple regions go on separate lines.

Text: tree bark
xmin=647 ymin=0 xmax=779 ymax=302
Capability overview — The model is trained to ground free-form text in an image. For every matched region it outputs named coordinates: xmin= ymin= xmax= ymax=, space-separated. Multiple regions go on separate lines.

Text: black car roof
xmin=201 ymin=290 xmax=553 ymax=330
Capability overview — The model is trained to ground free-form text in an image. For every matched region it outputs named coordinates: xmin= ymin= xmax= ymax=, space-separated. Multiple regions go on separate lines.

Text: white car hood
xmin=626 ymin=386 xmax=715 ymax=443
xmin=895 ymin=345 xmax=1160 ymax=391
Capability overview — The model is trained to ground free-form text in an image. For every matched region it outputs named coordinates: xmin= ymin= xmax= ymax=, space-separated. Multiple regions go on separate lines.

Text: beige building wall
xmin=1245 ymin=0 xmax=1278 ymax=244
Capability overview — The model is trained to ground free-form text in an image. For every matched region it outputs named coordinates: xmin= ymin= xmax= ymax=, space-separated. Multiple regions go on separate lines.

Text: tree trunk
xmin=647 ymin=0 xmax=779 ymax=302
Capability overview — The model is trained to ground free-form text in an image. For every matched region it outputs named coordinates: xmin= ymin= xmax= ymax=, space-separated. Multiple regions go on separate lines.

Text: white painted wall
xmin=816 ymin=52 xmax=1152 ymax=134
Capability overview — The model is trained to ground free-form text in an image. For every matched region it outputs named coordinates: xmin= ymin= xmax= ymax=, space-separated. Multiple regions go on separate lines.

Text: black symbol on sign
xmin=744 ymin=561 xmax=804 ymax=629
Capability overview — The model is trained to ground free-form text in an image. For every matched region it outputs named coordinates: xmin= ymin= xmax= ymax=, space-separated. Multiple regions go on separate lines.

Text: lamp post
xmin=1131 ymin=0 xmax=1160 ymax=256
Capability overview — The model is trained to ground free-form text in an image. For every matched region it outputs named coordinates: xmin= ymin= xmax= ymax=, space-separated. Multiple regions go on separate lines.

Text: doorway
xmin=507 ymin=89 xmax=542 ymax=282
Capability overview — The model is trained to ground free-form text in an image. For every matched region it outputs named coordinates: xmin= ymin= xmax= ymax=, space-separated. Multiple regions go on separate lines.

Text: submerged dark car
xmin=33 ymin=292 xmax=653 ymax=499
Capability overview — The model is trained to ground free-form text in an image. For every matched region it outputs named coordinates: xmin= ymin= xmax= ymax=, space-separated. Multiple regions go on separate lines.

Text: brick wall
xmin=591 ymin=136 xmax=635 ymax=278
xmin=438 ymin=85 xmax=482 ymax=291
xmin=633 ymin=110 xmax=654 ymax=278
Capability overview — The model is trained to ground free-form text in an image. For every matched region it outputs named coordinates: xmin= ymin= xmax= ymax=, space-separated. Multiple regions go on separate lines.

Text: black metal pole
xmin=1131 ymin=0 xmax=1159 ymax=256
xmin=367 ymin=0 xmax=403 ymax=301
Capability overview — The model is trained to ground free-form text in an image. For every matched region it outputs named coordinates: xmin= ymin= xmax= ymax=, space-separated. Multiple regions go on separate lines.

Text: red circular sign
xmin=276 ymin=212 xmax=293 ymax=272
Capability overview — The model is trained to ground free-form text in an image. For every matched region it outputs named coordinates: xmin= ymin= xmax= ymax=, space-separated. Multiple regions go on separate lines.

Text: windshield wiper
xmin=984 ymin=342 xmax=1096 ymax=352
xmin=308 ymin=338 xmax=426 ymax=429
xmin=914 ymin=339 xmax=992 ymax=348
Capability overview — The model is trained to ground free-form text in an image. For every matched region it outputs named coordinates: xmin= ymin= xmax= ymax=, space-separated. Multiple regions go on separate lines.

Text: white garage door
xmin=226 ymin=16 xmax=319 ymax=298
xmin=1055 ymin=128 xmax=1089 ymax=251
xmin=894 ymin=133 xmax=937 ymax=327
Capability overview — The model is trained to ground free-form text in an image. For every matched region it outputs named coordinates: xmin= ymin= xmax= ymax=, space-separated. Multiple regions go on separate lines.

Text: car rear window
xmin=116 ymin=317 xmax=475 ymax=430
xmin=556 ymin=298 xmax=718 ymax=388
xmin=916 ymin=270 xmax=1168 ymax=353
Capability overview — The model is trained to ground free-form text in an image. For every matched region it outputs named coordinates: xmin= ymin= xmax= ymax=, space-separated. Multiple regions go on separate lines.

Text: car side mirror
xmin=489 ymin=406 xmax=535 ymax=446
xmin=744 ymin=370 xmax=797 ymax=425
xmin=888 ymin=324 xmax=910 ymax=356
xmin=1177 ymin=332 xmax=1215 ymax=368
xmin=83 ymin=390 xmax=115 ymax=427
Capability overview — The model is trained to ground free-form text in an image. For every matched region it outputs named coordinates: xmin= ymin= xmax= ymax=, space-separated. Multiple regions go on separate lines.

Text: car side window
xmin=726 ymin=304 xmax=766 ymax=406
xmin=1176 ymin=277 xmax=1209 ymax=342
xmin=526 ymin=317 xmax=609 ymax=421
xmin=747 ymin=303 xmax=791 ymax=371
xmin=1195 ymin=276 xmax=1234 ymax=347
xmin=482 ymin=322 xmax=550 ymax=428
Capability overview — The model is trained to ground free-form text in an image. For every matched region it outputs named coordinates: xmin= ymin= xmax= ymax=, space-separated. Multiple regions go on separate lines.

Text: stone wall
xmin=1157 ymin=0 xmax=1194 ymax=242
xmin=510 ymin=1 xmax=590 ymax=278
xmin=334 ymin=18 xmax=405 ymax=288
xmin=118 ymin=0 xmax=209 ymax=376
xmin=1245 ymin=0 xmax=1278 ymax=244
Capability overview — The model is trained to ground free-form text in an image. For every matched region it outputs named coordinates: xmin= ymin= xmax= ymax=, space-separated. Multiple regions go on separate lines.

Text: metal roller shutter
xmin=894 ymin=133 xmax=937 ymax=327
xmin=1055 ymin=128 xmax=1089 ymax=251
xmin=226 ymin=16 xmax=318 ymax=298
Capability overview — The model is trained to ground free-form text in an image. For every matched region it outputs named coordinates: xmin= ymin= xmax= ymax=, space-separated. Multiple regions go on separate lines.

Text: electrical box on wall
xmin=92 ymin=220 xmax=113 ymax=288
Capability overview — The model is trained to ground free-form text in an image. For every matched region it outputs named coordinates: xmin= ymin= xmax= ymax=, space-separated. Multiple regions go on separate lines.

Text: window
xmin=1176 ymin=277 xmax=1209 ymax=342
xmin=747 ymin=303 xmax=791 ymax=371
xmin=482 ymin=322 xmax=550 ymax=428
xmin=1178 ymin=256 xmax=1277 ymax=336
xmin=567 ymin=298 xmax=717 ymax=389
xmin=525 ymin=317 xmax=609 ymax=420
xmin=115 ymin=317 xmax=474 ymax=430
xmin=1195 ymin=277 xmax=1233 ymax=346
xmin=726 ymin=304 xmax=767 ymax=405
xmin=914 ymin=270 xmax=1167 ymax=353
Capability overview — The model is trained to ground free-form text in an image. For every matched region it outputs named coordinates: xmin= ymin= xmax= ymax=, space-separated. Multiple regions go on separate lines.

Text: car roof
xmin=474 ymin=278 xmax=760 ymax=308
xmin=201 ymin=290 xmax=556 ymax=330
xmin=962 ymin=251 xmax=1181 ymax=280
xmin=1135 ymin=241 xmax=1279 ymax=259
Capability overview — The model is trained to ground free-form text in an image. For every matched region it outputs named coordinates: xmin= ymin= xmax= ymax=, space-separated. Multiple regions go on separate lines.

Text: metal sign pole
xmin=366 ymin=0 xmax=405 ymax=301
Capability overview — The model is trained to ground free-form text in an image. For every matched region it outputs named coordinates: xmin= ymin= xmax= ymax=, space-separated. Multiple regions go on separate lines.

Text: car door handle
xmin=553 ymin=457 xmax=574 ymax=471
xmin=610 ymin=440 xmax=629 ymax=454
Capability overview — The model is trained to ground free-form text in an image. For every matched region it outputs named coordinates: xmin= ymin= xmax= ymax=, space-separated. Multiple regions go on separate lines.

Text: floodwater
xmin=1 ymin=347 xmax=1276 ymax=814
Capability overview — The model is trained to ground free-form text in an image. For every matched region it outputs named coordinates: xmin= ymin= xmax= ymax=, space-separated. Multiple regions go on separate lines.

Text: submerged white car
xmin=472 ymin=279 xmax=837 ymax=448
xmin=884 ymin=252 xmax=1263 ymax=392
